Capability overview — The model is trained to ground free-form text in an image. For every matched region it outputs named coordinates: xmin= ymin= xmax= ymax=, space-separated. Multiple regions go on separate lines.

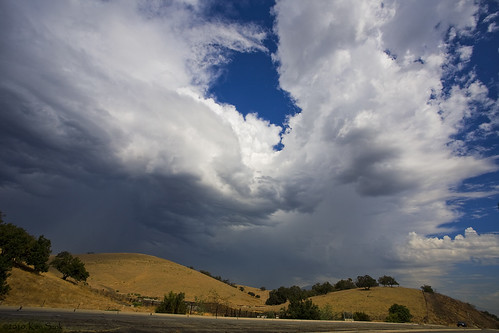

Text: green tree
xmin=378 ymin=275 xmax=399 ymax=287
xmin=26 ymin=235 xmax=51 ymax=273
xmin=386 ymin=304 xmax=412 ymax=323
xmin=51 ymin=251 xmax=89 ymax=282
xmin=420 ymin=285 xmax=434 ymax=293
xmin=334 ymin=278 xmax=356 ymax=290
xmin=355 ymin=275 xmax=378 ymax=290
xmin=266 ymin=285 xmax=306 ymax=305
xmin=0 ymin=222 xmax=34 ymax=265
xmin=311 ymin=281 xmax=335 ymax=295
xmin=285 ymin=298 xmax=321 ymax=320
xmin=156 ymin=291 xmax=187 ymax=314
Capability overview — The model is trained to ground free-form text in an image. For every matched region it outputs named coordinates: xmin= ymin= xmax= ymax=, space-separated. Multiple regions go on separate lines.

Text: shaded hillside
xmin=2 ymin=267 xmax=127 ymax=311
xmin=77 ymin=253 xmax=266 ymax=309
xmin=423 ymin=291 xmax=499 ymax=329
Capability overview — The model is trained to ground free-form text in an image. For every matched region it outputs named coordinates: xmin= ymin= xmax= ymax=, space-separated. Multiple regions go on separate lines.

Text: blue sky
xmin=0 ymin=0 xmax=498 ymax=314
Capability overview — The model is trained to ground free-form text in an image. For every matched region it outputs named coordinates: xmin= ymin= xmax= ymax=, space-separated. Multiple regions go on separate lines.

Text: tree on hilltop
xmin=355 ymin=275 xmax=379 ymax=290
xmin=334 ymin=278 xmax=356 ymax=290
xmin=51 ymin=251 xmax=89 ymax=282
xmin=378 ymin=275 xmax=399 ymax=287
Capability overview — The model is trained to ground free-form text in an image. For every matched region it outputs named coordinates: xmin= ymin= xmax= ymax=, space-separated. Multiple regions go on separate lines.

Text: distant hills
xmin=2 ymin=253 xmax=498 ymax=328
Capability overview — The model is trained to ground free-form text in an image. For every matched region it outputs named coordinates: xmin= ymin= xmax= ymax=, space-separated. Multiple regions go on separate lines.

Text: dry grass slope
xmin=77 ymin=253 xmax=267 ymax=309
xmin=311 ymin=287 xmax=427 ymax=322
xmin=2 ymin=267 xmax=126 ymax=311
xmin=424 ymin=292 xmax=499 ymax=329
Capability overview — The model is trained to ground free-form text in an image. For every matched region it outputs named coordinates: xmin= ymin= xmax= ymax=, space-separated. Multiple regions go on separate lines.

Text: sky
xmin=1 ymin=0 xmax=498 ymax=314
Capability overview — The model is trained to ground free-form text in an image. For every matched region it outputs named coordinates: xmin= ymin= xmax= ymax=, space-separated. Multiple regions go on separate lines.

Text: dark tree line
xmin=266 ymin=275 xmax=399 ymax=305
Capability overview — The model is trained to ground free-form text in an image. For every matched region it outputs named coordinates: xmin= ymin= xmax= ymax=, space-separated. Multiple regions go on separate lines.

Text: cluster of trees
xmin=0 ymin=212 xmax=52 ymax=299
xmin=0 ymin=211 xmax=89 ymax=299
xmin=266 ymin=275 xmax=399 ymax=305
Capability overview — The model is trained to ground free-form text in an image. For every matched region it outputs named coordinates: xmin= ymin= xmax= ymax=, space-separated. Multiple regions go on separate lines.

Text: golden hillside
xmin=77 ymin=253 xmax=267 ymax=309
xmin=2 ymin=267 xmax=126 ymax=311
xmin=310 ymin=287 xmax=498 ymax=328
xmin=311 ymin=287 xmax=427 ymax=322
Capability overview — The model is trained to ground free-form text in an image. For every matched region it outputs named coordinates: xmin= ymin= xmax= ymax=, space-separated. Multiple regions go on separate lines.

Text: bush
xmin=353 ymin=311 xmax=370 ymax=321
xmin=284 ymin=298 xmax=321 ymax=320
xmin=386 ymin=304 xmax=412 ymax=323
xmin=319 ymin=304 xmax=334 ymax=320
xmin=421 ymin=285 xmax=434 ymax=293
xmin=156 ymin=291 xmax=187 ymax=314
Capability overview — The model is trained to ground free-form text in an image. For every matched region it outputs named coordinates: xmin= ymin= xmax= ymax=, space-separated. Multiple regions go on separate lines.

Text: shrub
xmin=284 ymin=298 xmax=321 ymax=320
xmin=156 ymin=291 xmax=187 ymax=314
xmin=386 ymin=304 xmax=412 ymax=323
xmin=421 ymin=285 xmax=434 ymax=293
xmin=353 ymin=311 xmax=370 ymax=321
xmin=319 ymin=304 xmax=334 ymax=320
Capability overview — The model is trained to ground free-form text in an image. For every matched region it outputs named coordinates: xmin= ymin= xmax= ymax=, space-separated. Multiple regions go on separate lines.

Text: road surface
xmin=0 ymin=306 xmax=495 ymax=332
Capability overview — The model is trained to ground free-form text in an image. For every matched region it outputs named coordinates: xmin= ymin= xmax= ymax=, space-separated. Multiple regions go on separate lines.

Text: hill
xmin=2 ymin=252 xmax=498 ymax=328
xmin=2 ymin=266 xmax=126 ymax=311
xmin=310 ymin=287 xmax=498 ymax=328
xmin=76 ymin=253 xmax=267 ymax=309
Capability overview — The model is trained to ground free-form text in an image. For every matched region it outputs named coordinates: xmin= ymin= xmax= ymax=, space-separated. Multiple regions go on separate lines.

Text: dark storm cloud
xmin=1 ymin=0 xmax=499 ymax=314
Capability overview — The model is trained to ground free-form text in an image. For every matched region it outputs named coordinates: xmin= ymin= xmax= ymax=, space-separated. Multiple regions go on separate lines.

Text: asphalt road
xmin=0 ymin=307 xmax=496 ymax=333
